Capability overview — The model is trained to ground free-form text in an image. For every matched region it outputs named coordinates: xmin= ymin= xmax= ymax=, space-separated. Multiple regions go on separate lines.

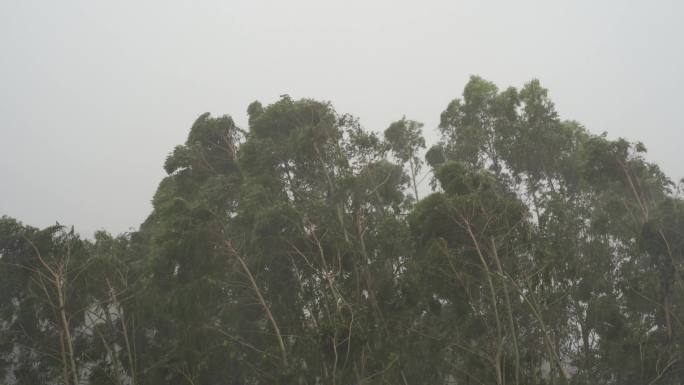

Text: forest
xmin=1 ymin=76 xmax=683 ymax=385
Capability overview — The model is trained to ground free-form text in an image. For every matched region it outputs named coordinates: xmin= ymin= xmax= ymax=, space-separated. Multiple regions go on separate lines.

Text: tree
xmin=2 ymin=77 xmax=683 ymax=385
xmin=384 ymin=117 xmax=426 ymax=201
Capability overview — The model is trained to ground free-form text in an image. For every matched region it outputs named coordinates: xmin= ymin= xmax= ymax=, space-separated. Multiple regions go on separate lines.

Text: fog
xmin=1 ymin=0 xmax=682 ymax=235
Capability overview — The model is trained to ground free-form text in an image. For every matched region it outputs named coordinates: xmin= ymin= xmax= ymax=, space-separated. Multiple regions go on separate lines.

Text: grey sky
xmin=1 ymin=0 xmax=682 ymax=236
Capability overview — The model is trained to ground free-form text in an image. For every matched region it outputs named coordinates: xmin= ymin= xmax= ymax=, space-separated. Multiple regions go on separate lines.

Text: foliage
xmin=2 ymin=77 xmax=683 ymax=385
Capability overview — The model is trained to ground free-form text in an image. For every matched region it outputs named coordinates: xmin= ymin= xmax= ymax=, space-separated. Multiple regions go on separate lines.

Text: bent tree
xmin=1 ymin=77 xmax=682 ymax=385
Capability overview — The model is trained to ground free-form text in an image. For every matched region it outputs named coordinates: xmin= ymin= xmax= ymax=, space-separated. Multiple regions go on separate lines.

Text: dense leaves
xmin=2 ymin=77 xmax=683 ymax=384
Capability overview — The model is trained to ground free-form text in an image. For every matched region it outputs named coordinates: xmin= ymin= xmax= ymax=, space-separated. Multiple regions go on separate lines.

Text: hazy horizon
xmin=2 ymin=0 xmax=683 ymax=236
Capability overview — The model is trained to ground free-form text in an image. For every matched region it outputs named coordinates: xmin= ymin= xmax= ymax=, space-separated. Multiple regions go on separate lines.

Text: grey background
xmin=1 ymin=0 xmax=682 ymax=236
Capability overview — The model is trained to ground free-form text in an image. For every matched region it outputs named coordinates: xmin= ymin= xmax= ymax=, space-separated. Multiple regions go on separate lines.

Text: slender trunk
xmin=107 ymin=279 xmax=137 ymax=385
xmin=121 ymin=314 xmax=137 ymax=385
xmin=313 ymin=143 xmax=349 ymax=242
xmin=409 ymin=158 xmax=419 ymax=201
xmin=95 ymin=325 xmax=123 ymax=385
xmin=664 ymin=294 xmax=673 ymax=339
xmin=224 ymin=240 xmax=288 ymax=368
xmin=101 ymin=303 xmax=124 ymax=385
xmin=355 ymin=208 xmax=388 ymax=334
xmin=509 ymin=278 xmax=568 ymax=384
xmin=59 ymin=329 xmax=70 ymax=385
xmin=581 ymin=321 xmax=592 ymax=380
xmin=57 ymin=279 xmax=79 ymax=385
xmin=27 ymin=239 xmax=80 ymax=385
xmin=459 ymin=215 xmax=503 ymax=384
xmin=617 ymin=158 xmax=648 ymax=221
xmin=491 ymin=239 xmax=520 ymax=385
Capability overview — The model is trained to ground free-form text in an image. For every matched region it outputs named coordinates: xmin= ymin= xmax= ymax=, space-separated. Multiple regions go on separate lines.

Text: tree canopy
xmin=2 ymin=76 xmax=683 ymax=385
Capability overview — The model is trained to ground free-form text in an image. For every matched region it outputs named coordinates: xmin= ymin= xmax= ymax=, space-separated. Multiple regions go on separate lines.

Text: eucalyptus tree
xmin=233 ymin=96 xmax=416 ymax=384
xmin=407 ymin=162 xmax=533 ymax=385
xmin=1 ymin=77 xmax=683 ymax=385
xmin=384 ymin=117 xmax=426 ymax=201
xmin=0 ymin=218 xmax=93 ymax=385
xmin=423 ymin=75 xmax=682 ymax=384
xmin=133 ymin=112 xmax=246 ymax=385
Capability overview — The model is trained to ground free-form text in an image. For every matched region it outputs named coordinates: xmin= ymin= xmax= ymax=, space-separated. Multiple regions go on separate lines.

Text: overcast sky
xmin=1 ymin=0 xmax=682 ymax=236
